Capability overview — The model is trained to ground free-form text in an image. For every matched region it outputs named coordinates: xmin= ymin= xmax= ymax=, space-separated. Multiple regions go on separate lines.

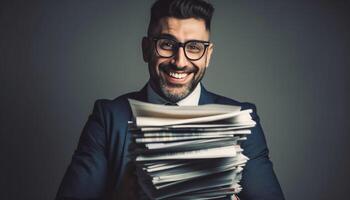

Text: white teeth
xmin=169 ymin=72 xmax=188 ymax=79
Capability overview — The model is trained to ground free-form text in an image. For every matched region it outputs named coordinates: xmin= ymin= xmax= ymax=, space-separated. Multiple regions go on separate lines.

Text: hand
xmin=232 ymin=194 xmax=240 ymax=200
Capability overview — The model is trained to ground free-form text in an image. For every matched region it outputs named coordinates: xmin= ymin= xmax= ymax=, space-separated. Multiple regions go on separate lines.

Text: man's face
xmin=142 ymin=17 xmax=213 ymax=102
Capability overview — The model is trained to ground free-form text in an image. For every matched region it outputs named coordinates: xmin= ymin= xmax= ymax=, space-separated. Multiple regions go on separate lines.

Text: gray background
xmin=1 ymin=1 xmax=349 ymax=199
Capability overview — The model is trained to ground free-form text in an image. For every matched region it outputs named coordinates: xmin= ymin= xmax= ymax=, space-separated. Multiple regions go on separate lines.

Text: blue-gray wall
xmin=1 ymin=1 xmax=349 ymax=199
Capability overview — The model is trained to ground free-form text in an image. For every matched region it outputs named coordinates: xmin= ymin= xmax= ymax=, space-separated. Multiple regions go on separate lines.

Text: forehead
xmin=154 ymin=17 xmax=210 ymax=41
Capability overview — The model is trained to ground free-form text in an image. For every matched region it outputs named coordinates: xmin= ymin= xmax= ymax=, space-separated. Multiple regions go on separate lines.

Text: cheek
xmin=151 ymin=57 xmax=169 ymax=73
xmin=149 ymin=58 xmax=160 ymax=73
xmin=193 ymin=61 xmax=207 ymax=75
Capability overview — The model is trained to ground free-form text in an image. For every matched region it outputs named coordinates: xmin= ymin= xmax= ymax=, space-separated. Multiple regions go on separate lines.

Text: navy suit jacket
xmin=56 ymin=85 xmax=285 ymax=200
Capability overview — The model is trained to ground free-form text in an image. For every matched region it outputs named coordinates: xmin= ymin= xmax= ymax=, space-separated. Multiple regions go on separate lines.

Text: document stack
xmin=128 ymin=99 xmax=256 ymax=200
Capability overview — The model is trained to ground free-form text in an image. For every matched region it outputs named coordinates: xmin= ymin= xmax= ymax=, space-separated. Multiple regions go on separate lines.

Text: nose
xmin=171 ymin=47 xmax=189 ymax=68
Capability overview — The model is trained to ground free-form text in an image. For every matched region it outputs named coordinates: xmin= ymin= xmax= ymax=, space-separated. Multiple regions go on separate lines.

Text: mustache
xmin=159 ymin=63 xmax=198 ymax=73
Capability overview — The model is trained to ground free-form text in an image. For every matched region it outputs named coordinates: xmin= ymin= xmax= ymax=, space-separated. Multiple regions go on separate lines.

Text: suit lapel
xmin=199 ymin=84 xmax=216 ymax=105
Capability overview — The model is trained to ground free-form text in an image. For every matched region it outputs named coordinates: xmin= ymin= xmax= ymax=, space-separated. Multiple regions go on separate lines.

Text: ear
xmin=142 ymin=37 xmax=151 ymax=62
xmin=205 ymin=43 xmax=214 ymax=68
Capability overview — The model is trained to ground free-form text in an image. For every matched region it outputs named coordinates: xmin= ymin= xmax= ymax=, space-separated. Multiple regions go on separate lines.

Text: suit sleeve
xmin=56 ymin=100 xmax=108 ymax=200
xmin=237 ymin=104 xmax=285 ymax=200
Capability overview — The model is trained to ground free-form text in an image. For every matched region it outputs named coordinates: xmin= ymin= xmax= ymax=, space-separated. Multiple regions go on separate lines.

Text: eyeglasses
xmin=152 ymin=37 xmax=210 ymax=61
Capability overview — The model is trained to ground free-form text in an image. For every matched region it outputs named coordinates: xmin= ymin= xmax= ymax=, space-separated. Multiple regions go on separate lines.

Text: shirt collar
xmin=147 ymin=82 xmax=201 ymax=106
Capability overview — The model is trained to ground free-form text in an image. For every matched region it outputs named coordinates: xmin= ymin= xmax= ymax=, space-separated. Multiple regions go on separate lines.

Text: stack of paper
xmin=128 ymin=99 xmax=256 ymax=200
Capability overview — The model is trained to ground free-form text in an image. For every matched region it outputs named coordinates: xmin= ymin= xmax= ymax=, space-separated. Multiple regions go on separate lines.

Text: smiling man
xmin=56 ymin=0 xmax=285 ymax=200
xmin=144 ymin=17 xmax=213 ymax=104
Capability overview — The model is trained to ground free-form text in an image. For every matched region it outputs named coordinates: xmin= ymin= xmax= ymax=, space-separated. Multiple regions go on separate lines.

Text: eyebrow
xmin=156 ymin=33 xmax=210 ymax=43
xmin=157 ymin=33 xmax=177 ymax=40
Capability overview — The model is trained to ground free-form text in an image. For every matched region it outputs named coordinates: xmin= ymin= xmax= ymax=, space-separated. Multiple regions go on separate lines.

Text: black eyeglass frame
xmin=152 ymin=37 xmax=211 ymax=61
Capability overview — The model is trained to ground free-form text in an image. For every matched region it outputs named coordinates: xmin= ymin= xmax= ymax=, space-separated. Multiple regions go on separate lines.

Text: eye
xmin=186 ymin=42 xmax=204 ymax=53
xmin=158 ymin=39 xmax=176 ymax=50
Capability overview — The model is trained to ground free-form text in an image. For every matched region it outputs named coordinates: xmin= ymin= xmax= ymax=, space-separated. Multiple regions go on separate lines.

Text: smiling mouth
xmin=162 ymin=70 xmax=192 ymax=85
xmin=168 ymin=71 xmax=189 ymax=79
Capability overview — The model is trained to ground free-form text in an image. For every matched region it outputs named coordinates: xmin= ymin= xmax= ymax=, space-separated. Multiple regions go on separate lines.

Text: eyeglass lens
xmin=156 ymin=38 xmax=206 ymax=60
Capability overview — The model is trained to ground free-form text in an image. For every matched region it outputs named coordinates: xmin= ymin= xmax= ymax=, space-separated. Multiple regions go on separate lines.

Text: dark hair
xmin=147 ymin=0 xmax=214 ymax=36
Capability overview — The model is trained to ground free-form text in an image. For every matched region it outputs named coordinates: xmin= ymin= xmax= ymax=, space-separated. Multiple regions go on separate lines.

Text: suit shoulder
xmin=209 ymin=91 xmax=257 ymax=111
xmin=95 ymin=91 xmax=139 ymax=108
xmin=90 ymin=91 xmax=141 ymax=121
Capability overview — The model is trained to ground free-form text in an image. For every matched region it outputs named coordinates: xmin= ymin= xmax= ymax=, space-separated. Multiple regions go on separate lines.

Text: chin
xmin=161 ymin=84 xmax=191 ymax=102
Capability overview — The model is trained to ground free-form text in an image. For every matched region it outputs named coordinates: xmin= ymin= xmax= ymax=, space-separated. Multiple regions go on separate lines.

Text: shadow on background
xmin=1 ymin=1 xmax=349 ymax=199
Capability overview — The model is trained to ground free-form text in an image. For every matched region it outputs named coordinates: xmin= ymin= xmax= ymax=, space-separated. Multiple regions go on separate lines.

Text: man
xmin=56 ymin=0 xmax=285 ymax=199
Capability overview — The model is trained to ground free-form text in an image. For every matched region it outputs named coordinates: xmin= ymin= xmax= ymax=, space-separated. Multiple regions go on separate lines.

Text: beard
xmin=149 ymin=62 xmax=206 ymax=103
xmin=158 ymin=75 xmax=196 ymax=102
